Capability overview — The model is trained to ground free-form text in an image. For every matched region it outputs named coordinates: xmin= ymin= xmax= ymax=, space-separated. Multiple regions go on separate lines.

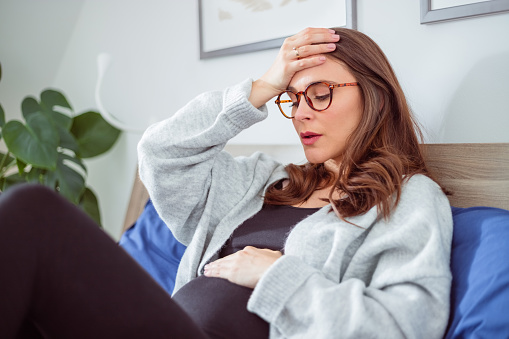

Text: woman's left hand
xmin=203 ymin=246 xmax=283 ymax=289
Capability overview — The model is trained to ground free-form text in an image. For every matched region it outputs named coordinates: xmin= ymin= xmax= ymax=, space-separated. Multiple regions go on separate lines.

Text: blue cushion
xmin=445 ymin=206 xmax=509 ymax=338
xmin=119 ymin=199 xmax=186 ymax=295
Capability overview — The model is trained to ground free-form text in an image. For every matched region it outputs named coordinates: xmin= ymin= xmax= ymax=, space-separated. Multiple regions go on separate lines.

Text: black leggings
xmin=0 ymin=184 xmax=208 ymax=339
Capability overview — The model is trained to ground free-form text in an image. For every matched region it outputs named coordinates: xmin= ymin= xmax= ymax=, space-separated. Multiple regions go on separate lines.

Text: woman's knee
xmin=0 ymin=184 xmax=75 ymax=232
xmin=0 ymin=184 xmax=63 ymax=210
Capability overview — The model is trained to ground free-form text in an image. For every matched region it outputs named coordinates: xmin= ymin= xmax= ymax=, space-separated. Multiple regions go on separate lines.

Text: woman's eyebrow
xmin=287 ymin=80 xmax=339 ymax=92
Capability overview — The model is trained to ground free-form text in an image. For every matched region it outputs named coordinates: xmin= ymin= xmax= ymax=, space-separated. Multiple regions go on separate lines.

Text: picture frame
xmin=199 ymin=0 xmax=357 ymax=59
xmin=420 ymin=0 xmax=509 ymax=24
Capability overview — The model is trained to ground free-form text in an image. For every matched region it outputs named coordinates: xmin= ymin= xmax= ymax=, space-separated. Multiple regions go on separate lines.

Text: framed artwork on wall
xmin=198 ymin=0 xmax=356 ymax=59
xmin=420 ymin=0 xmax=509 ymax=23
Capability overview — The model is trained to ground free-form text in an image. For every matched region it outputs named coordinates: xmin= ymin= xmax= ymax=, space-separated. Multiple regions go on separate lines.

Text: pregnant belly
xmin=172 ymin=275 xmax=269 ymax=339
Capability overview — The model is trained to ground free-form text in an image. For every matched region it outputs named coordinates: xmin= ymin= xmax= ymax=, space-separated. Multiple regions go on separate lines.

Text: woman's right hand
xmin=249 ymin=27 xmax=340 ymax=108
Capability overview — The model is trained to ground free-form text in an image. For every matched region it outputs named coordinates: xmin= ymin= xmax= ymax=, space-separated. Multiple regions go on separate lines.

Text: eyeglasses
xmin=275 ymin=81 xmax=359 ymax=119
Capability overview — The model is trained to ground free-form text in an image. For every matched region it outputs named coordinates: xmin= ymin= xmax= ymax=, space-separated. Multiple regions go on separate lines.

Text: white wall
xmin=1 ymin=0 xmax=508 ymax=239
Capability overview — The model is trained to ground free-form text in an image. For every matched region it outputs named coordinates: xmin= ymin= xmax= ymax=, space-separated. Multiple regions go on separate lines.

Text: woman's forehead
xmin=288 ymin=59 xmax=355 ymax=91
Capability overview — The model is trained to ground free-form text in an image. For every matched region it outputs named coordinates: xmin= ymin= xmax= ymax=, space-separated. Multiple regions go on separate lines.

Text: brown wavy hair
xmin=264 ymin=27 xmax=437 ymax=220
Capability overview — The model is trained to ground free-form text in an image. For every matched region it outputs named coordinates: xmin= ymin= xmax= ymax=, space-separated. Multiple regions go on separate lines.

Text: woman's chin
xmin=303 ymin=151 xmax=328 ymax=164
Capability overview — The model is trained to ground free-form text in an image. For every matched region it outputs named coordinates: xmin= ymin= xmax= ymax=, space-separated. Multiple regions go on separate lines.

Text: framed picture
xmin=420 ymin=0 xmax=509 ymax=24
xmin=199 ymin=0 xmax=357 ymax=59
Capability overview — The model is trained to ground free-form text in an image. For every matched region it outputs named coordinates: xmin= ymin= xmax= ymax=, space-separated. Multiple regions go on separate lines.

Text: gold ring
xmin=293 ymin=47 xmax=300 ymax=58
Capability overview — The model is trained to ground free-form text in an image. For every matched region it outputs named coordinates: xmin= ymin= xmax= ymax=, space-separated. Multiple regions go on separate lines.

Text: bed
xmin=120 ymin=142 xmax=509 ymax=338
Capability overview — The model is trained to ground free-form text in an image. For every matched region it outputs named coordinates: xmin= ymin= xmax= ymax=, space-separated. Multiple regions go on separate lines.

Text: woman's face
xmin=290 ymin=59 xmax=363 ymax=164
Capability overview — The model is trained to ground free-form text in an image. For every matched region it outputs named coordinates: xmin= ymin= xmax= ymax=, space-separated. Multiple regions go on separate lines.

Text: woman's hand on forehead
xmin=248 ymin=27 xmax=340 ymax=109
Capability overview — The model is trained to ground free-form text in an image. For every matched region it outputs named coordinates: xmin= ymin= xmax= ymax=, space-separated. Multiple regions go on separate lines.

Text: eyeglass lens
xmin=278 ymin=82 xmax=332 ymax=118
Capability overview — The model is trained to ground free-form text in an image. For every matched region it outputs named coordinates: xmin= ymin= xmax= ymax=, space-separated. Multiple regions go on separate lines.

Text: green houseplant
xmin=0 ymin=62 xmax=121 ymax=226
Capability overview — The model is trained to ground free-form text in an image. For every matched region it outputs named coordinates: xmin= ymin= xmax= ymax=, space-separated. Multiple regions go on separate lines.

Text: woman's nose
xmin=293 ymin=97 xmax=314 ymax=121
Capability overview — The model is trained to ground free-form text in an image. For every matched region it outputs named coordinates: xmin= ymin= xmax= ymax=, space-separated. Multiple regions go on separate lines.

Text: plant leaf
xmin=22 ymin=94 xmax=71 ymax=131
xmin=55 ymin=153 xmax=85 ymax=204
xmin=0 ymin=172 xmax=26 ymax=191
xmin=16 ymin=158 xmax=27 ymax=174
xmin=0 ymin=151 xmax=15 ymax=174
xmin=2 ymin=112 xmax=59 ymax=170
xmin=41 ymin=89 xmax=73 ymax=111
xmin=21 ymin=97 xmax=41 ymax=119
xmin=40 ymin=89 xmax=73 ymax=130
xmin=79 ymin=187 xmax=102 ymax=226
xmin=43 ymin=109 xmax=72 ymax=131
xmin=71 ymin=111 xmax=121 ymax=158
xmin=26 ymin=167 xmax=45 ymax=184
xmin=42 ymin=168 xmax=58 ymax=189
xmin=57 ymin=125 xmax=79 ymax=152
xmin=60 ymin=151 xmax=87 ymax=174
xmin=0 ymin=103 xmax=5 ymax=128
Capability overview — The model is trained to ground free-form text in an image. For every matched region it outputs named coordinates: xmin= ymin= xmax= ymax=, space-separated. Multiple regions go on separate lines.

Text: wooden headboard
xmin=122 ymin=143 xmax=509 ymax=233
xmin=423 ymin=143 xmax=509 ymax=210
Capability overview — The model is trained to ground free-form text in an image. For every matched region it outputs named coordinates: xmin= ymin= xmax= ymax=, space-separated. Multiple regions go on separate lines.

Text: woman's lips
xmin=300 ymin=132 xmax=322 ymax=145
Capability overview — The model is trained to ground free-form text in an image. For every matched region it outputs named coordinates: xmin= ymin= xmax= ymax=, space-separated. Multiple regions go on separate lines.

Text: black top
xmin=219 ymin=204 xmax=320 ymax=257
xmin=172 ymin=204 xmax=320 ymax=339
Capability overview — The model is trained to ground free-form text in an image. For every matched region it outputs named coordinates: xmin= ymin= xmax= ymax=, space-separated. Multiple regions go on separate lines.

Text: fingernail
xmin=327 ymin=43 xmax=336 ymax=50
xmin=329 ymin=29 xmax=336 ymax=34
xmin=319 ymin=56 xmax=326 ymax=61
xmin=332 ymin=34 xmax=340 ymax=39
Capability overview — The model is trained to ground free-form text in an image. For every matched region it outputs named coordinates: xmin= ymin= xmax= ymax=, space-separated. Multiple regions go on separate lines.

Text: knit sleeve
xmin=137 ymin=79 xmax=280 ymax=245
xmin=247 ymin=175 xmax=453 ymax=339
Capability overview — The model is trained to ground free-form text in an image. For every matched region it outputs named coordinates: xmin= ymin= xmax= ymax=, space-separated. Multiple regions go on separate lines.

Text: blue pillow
xmin=445 ymin=206 xmax=509 ymax=338
xmin=119 ymin=199 xmax=186 ymax=295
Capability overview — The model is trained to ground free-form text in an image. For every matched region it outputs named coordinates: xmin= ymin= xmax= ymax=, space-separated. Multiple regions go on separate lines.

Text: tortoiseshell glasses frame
xmin=274 ymin=81 xmax=359 ymax=119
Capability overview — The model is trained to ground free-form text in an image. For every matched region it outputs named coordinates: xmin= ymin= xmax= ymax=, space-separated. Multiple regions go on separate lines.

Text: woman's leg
xmin=0 ymin=184 xmax=208 ymax=339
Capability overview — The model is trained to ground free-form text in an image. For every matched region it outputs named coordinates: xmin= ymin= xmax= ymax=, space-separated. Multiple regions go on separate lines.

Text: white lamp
xmin=95 ymin=53 xmax=149 ymax=133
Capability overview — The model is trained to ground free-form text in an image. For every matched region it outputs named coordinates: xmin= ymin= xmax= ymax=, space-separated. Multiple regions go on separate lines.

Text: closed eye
xmin=313 ymin=94 xmax=330 ymax=102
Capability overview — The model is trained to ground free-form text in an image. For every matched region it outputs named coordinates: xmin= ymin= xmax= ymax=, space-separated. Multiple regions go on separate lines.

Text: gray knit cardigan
xmin=137 ymin=79 xmax=453 ymax=339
